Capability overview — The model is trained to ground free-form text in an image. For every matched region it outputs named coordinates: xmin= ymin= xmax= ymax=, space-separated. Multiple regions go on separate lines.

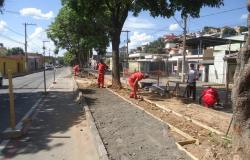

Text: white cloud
xmin=29 ymin=27 xmax=44 ymax=39
xmin=129 ymin=32 xmax=153 ymax=49
xmin=169 ymin=23 xmax=179 ymax=31
xmin=124 ymin=17 xmax=155 ymax=29
xmin=20 ymin=8 xmax=54 ymax=20
xmin=0 ymin=20 xmax=7 ymax=32
xmin=241 ymin=13 xmax=248 ymax=19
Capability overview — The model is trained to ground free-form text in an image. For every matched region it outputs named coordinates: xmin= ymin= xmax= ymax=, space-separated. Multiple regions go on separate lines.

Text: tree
xmin=222 ymin=26 xmax=237 ymax=37
xmin=232 ymin=2 xmax=250 ymax=159
xmin=47 ymin=4 xmax=109 ymax=67
xmin=0 ymin=0 xmax=4 ymax=12
xmin=7 ymin=47 xmax=24 ymax=56
xmin=63 ymin=51 xmax=75 ymax=66
xmin=144 ymin=38 xmax=165 ymax=54
xmin=237 ymin=26 xmax=248 ymax=33
xmin=64 ymin=0 xmax=223 ymax=88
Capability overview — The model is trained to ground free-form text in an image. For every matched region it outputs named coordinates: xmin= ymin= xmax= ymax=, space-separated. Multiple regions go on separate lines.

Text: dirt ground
xmin=76 ymin=74 xmax=233 ymax=160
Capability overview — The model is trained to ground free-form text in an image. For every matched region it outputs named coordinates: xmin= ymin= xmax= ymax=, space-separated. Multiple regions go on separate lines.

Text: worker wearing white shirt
xmin=187 ymin=64 xmax=198 ymax=100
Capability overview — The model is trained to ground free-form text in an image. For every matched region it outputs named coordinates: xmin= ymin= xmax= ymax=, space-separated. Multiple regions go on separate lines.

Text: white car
xmin=45 ymin=65 xmax=54 ymax=70
xmin=0 ymin=72 xmax=2 ymax=87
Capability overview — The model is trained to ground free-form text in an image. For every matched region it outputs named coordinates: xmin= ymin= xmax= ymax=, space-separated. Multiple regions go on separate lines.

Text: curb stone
xmin=73 ymin=78 xmax=109 ymax=160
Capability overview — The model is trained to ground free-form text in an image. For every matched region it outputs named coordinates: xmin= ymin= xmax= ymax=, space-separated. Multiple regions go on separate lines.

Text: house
xmin=165 ymin=35 xmax=245 ymax=83
xmin=0 ymin=56 xmax=26 ymax=76
xmin=27 ymin=53 xmax=44 ymax=71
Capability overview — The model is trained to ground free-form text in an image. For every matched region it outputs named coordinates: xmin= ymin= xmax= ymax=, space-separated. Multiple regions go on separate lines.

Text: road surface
xmin=0 ymin=68 xmax=66 ymax=141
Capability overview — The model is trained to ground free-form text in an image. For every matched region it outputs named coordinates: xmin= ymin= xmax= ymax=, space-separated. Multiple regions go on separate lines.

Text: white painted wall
xmin=208 ymin=51 xmax=226 ymax=83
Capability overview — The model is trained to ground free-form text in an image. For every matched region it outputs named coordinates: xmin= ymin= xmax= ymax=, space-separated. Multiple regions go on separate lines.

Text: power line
xmin=0 ymin=33 xmax=24 ymax=45
xmin=5 ymin=26 xmax=24 ymax=37
xmin=199 ymin=6 xmax=245 ymax=18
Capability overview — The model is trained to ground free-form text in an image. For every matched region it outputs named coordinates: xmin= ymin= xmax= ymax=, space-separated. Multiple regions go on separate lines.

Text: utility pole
xmin=43 ymin=40 xmax=49 ymax=95
xmin=24 ymin=23 xmax=36 ymax=72
xmin=48 ymin=49 xmax=51 ymax=64
xmin=181 ymin=16 xmax=187 ymax=82
xmin=122 ymin=30 xmax=130 ymax=68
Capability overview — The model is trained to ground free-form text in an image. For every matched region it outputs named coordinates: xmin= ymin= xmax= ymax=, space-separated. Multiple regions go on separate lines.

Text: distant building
xmin=27 ymin=53 xmax=43 ymax=71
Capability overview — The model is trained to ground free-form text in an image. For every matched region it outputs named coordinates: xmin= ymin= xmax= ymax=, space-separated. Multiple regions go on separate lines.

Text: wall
xmin=208 ymin=51 xmax=225 ymax=83
xmin=128 ymin=61 xmax=139 ymax=73
xmin=0 ymin=56 xmax=25 ymax=75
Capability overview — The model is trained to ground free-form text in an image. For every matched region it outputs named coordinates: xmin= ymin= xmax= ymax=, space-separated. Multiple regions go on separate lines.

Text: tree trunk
xmin=232 ymin=6 xmax=250 ymax=159
xmin=111 ymin=30 xmax=122 ymax=88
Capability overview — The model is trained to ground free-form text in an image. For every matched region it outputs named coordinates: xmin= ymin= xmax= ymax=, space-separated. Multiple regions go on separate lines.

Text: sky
xmin=0 ymin=0 xmax=248 ymax=56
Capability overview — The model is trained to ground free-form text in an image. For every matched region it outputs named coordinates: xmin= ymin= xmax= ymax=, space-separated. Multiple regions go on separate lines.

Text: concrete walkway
xmin=0 ymin=68 xmax=98 ymax=160
xmin=84 ymin=87 xmax=191 ymax=160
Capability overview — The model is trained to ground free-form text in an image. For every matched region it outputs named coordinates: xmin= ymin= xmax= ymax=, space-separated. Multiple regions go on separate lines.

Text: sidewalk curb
xmin=73 ymin=77 xmax=109 ymax=160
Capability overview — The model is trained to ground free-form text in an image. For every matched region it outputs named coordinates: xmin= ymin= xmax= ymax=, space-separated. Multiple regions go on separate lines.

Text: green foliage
xmin=238 ymin=26 xmax=248 ymax=33
xmin=57 ymin=56 xmax=64 ymax=65
xmin=63 ymin=51 xmax=75 ymax=66
xmin=7 ymin=47 xmax=24 ymax=56
xmin=222 ymin=26 xmax=237 ymax=37
xmin=0 ymin=0 xmax=4 ymax=13
xmin=203 ymin=26 xmax=220 ymax=33
xmin=144 ymin=38 xmax=165 ymax=54
xmin=47 ymin=4 xmax=109 ymax=64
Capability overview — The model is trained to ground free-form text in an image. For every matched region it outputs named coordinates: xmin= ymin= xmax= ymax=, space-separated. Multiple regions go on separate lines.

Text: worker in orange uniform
xmin=73 ymin=64 xmax=80 ymax=76
xmin=199 ymin=87 xmax=220 ymax=108
xmin=128 ymin=72 xmax=149 ymax=99
xmin=96 ymin=59 xmax=108 ymax=88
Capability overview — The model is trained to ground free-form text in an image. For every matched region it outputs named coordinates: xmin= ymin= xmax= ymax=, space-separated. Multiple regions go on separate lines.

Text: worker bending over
xmin=96 ymin=59 xmax=108 ymax=88
xmin=128 ymin=72 xmax=149 ymax=99
xmin=199 ymin=87 xmax=220 ymax=108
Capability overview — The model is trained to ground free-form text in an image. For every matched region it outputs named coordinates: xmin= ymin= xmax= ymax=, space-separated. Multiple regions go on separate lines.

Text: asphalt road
xmin=0 ymin=67 xmax=66 ymax=140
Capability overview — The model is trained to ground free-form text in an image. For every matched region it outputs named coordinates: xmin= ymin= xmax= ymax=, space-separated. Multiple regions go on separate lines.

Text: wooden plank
xmin=178 ymin=139 xmax=197 ymax=146
xmin=143 ymin=98 xmax=224 ymax=135
xmin=176 ymin=142 xmax=199 ymax=160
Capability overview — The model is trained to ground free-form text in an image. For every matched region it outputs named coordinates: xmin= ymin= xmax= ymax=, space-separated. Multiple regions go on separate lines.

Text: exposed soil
xmin=76 ymin=73 xmax=233 ymax=160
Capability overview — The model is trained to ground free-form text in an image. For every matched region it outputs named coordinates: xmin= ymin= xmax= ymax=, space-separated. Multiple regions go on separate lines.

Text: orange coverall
xmin=128 ymin=72 xmax=144 ymax=98
xmin=73 ymin=65 xmax=79 ymax=76
xmin=201 ymin=87 xmax=219 ymax=107
xmin=97 ymin=63 xmax=108 ymax=88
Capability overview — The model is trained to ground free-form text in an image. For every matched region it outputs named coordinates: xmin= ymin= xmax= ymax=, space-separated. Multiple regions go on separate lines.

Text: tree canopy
xmin=47 ymin=4 xmax=109 ymax=66
xmin=7 ymin=47 xmax=24 ymax=56
xmin=144 ymin=38 xmax=165 ymax=54
xmin=0 ymin=0 xmax=4 ymax=13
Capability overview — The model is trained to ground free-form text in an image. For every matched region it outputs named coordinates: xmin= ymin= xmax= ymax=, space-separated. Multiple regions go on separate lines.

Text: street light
xmin=42 ymin=40 xmax=49 ymax=95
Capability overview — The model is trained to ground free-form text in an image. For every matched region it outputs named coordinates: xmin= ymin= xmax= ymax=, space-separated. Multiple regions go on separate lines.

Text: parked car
xmin=45 ymin=65 xmax=54 ymax=70
xmin=0 ymin=72 xmax=3 ymax=87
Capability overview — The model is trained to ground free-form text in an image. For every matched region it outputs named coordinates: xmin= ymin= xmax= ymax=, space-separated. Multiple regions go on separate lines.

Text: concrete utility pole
xmin=42 ymin=40 xmax=49 ymax=95
xmin=181 ymin=16 xmax=187 ymax=82
xmin=24 ymin=23 xmax=36 ymax=72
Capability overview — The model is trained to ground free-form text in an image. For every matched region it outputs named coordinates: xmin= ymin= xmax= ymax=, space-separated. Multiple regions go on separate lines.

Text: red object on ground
xmin=201 ymin=87 xmax=219 ymax=107
xmin=128 ymin=72 xmax=144 ymax=98
xmin=73 ymin=65 xmax=79 ymax=76
xmin=97 ymin=63 xmax=108 ymax=87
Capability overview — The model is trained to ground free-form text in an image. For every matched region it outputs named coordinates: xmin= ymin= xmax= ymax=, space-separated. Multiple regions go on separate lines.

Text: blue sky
xmin=0 ymin=0 xmax=248 ymax=56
